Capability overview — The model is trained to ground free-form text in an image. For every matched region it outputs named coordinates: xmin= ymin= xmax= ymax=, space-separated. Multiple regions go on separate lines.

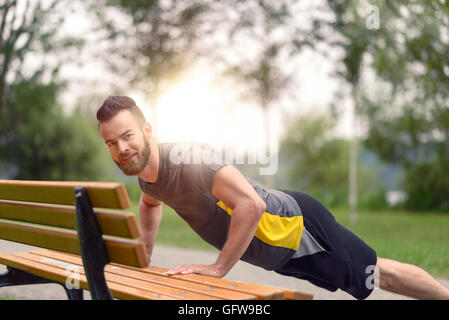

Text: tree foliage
xmin=324 ymin=0 xmax=449 ymax=210
xmin=3 ymin=78 xmax=113 ymax=180
xmin=0 ymin=0 xmax=113 ymax=180
xmin=91 ymin=1 xmax=319 ymax=104
xmin=279 ymin=113 xmax=386 ymax=208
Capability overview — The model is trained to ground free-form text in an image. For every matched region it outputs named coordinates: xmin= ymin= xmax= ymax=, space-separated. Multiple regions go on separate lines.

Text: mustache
xmin=120 ymin=152 xmax=137 ymax=161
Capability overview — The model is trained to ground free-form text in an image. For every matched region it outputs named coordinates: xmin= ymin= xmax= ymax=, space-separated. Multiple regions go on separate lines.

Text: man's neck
xmin=137 ymin=137 xmax=159 ymax=183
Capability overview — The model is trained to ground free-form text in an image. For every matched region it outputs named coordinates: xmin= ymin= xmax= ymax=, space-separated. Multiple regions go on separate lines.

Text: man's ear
xmin=143 ymin=122 xmax=152 ymax=138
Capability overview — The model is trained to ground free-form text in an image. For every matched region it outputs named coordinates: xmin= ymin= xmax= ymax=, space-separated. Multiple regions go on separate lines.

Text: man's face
xmin=99 ymin=110 xmax=151 ymax=176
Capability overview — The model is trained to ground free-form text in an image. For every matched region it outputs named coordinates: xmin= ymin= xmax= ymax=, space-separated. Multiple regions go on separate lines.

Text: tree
xmin=319 ymin=0 xmax=377 ymax=222
xmin=4 ymin=78 xmax=114 ymax=180
xmin=0 ymin=0 xmax=113 ymax=180
xmin=324 ymin=0 xmax=449 ymax=211
xmin=217 ymin=1 xmax=318 ymax=186
xmin=89 ymin=0 xmax=219 ymax=120
xmin=92 ymin=0 xmax=321 ymax=187
xmin=279 ymin=112 xmax=386 ymax=209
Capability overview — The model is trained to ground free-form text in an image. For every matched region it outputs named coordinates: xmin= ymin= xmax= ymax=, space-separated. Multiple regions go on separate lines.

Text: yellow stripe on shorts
xmin=216 ymin=200 xmax=304 ymax=251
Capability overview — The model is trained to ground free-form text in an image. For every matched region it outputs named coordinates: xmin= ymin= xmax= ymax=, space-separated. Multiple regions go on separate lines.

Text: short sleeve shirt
xmin=138 ymin=142 xmax=305 ymax=270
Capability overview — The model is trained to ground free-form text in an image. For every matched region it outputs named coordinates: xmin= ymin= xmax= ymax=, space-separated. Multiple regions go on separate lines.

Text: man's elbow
xmin=257 ymin=198 xmax=267 ymax=214
xmin=247 ymin=197 xmax=266 ymax=219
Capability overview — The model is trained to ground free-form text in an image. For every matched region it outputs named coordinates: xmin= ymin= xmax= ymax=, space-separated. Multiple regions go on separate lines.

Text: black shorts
xmin=275 ymin=190 xmax=377 ymax=300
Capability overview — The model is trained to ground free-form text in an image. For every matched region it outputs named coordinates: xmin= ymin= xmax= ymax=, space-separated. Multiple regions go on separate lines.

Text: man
xmin=97 ymin=95 xmax=449 ymax=300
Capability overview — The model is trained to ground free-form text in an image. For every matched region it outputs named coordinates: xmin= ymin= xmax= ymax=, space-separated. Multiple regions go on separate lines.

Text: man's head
xmin=97 ymin=96 xmax=151 ymax=176
xmin=97 ymin=96 xmax=146 ymax=127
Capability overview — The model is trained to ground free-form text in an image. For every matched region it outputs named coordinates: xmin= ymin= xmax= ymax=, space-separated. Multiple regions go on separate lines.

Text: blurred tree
xmin=4 ymin=78 xmax=114 ymax=180
xmin=319 ymin=0 xmax=374 ymax=222
xmin=0 ymin=0 xmax=83 ymax=116
xmin=0 ymin=0 xmax=113 ymax=180
xmin=217 ymin=1 xmax=317 ymax=187
xmin=279 ymin=113 xmax=386 ymax=209
xmin=325 ymin=0 xmax=449 ymax=211
xmin=92 ymin=0 xmax=320 ymax=187
xmin=90 ymin=0 xmax=216 ymax=112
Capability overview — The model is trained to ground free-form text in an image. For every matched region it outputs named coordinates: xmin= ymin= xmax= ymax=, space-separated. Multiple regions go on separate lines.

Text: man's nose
xmin=117 ymin=140 xmax=130 ymax=154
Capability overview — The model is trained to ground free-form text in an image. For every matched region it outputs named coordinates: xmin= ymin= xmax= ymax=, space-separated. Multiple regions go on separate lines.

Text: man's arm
xmin=166 ymin=164 xmax=266 ymax=277
xmin=139 ymin=192 xmax=163 ymax=264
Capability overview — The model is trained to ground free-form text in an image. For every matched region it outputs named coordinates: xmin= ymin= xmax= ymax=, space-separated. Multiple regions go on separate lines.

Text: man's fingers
xmin=166 ymin=265 xmax=192 ymax=275
xmin=181 ymin=270 xmax=193 ymax=275
xmin=165 ymin=264 xmax=220 ymax=277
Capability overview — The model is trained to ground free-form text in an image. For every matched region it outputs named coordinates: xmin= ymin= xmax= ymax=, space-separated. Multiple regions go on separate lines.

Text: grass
xmin=131 ymin=202 xmax=449 ymax=278
xmin=131 ymin=203 xmax=217 ymax=251
xmin=332 ymin=208 xmax=449 ymax=278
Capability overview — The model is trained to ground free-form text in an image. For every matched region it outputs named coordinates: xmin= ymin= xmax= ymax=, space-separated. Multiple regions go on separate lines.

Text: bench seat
xmin=0 ymin=249 xmax=313 ymax=300
xmin=0 ymin=180 xmax=313 ymax=300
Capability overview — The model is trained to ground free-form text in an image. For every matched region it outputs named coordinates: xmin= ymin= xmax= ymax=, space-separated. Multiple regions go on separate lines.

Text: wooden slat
xmin=0 ymin=253 xmax=175 ymax=300
xmin=14 ymin=252 xmax=221 ymax=300
xmin=283 ymin=289 xmax=313 ymax=300
xmin=0 ymin=180 xmax=131 ymax=209
xmin=0 ymin=220 xmax=148 ymax=267
xmin=34 ymin=251 xmax=286 ymax=300
xmin=0 ymin=200 xmax=140 ymax=238
xmin=35 ymin=250 xmax=312 ymax=300
xmin=32 ymin=250 xmax=257 ymax=300
xmin=138 ymin=266 xmax=286 ymax=300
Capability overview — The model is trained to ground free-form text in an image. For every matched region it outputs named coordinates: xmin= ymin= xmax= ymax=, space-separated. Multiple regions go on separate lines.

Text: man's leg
xmin=377 ymin=257 xmax=449 ymax=300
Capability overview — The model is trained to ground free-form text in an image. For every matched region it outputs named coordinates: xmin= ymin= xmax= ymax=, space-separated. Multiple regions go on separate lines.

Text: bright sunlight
xmin=150 ymin=66 xmax=271 ymax=156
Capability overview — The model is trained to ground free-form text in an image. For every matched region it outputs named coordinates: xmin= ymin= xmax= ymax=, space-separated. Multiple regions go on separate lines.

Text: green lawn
xmin=131 ymin=203 xmax=449 ymax=278
xmin=131 ymin=203 xmax=217 ymax=251
xmin=332 ymin=208 xmax=449 ymax=278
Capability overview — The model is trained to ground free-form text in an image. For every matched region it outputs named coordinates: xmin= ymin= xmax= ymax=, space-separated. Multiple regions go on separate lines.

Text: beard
xmin=115 ymin=138 xmax=151 ymax=176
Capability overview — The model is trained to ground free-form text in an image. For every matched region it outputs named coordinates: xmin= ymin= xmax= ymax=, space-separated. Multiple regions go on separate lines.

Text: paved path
xmin=1 ymin=240 xmax=448 ymax=300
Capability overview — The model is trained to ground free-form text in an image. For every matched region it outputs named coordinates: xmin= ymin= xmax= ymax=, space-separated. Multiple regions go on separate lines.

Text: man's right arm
xmin=138 ymin=192 xmax=162 ymax=264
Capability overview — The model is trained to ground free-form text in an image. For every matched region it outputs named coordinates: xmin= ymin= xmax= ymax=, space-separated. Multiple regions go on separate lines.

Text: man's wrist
xmin=213 ymin=260 xmax=233 ymax=278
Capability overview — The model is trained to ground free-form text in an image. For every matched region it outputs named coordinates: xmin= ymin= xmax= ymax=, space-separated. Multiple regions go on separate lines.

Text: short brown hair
xmin=96 ymin=96 xmax=146 ymax=127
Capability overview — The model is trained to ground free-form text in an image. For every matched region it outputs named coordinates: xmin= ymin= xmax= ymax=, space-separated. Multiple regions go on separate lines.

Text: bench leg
xmin=75 ymin=187 xmax=113 ymax=300
xmin=0 ymin=267 xmax=53 ymax=287
xmin=61 ymin=285 xmax=84 ymax=300
xmin=0 ymin=267 xmax=83 ymax=300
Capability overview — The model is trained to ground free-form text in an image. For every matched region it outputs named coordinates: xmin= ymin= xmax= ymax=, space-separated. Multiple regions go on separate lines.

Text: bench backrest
xmin=0 ymin=180 xmax=148 ymax=268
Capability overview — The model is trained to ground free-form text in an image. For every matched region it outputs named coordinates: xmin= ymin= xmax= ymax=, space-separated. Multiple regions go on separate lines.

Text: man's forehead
xmin=100 ymin=111 xmax=139 ymax=140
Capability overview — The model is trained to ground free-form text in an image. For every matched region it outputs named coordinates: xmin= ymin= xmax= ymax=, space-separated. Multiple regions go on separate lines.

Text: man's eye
xmin=125 ymin=134 xmax=133 ymax=140
xmin=108 ymin=142 xmax=115 ymax=147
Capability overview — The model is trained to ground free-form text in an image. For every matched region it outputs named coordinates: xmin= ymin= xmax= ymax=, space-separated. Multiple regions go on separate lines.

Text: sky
xmin=56 ymin=1 xmax=356 ymax=156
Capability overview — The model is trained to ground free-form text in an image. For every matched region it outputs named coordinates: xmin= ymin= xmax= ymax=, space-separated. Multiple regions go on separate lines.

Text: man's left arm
xmin=166 ymin=164 xmax=266 ymax=277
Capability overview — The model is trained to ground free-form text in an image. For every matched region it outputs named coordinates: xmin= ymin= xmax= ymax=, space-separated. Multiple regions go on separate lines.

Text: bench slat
xmin=138 ymin=266 xmax=286 ymax=299
xmin=0 ymin=220 xmax=148 ymax=267
xmin=0 ymin=253 xmax=175 ymax=300
xmin=35 ymin=252 xmax=291 ymax=300
xmin=34 ymin=250 xmax=312 ymax=300
xmin=32 ymin=250 xmax=257 ymax=300
xmin=0 ymin=200 xmax=140 ymax=238
xmin=15 ymin=252 xmax=222 ymax=300
xmin=0 ymin=180 xmax=131 ymax=209
xmin=283 ymin=289 xmax=313 ymax=300
xmin=139 ymin=265 xmax=312 ymax=300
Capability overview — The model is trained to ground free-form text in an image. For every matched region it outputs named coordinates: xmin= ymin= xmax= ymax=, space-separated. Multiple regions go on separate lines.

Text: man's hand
xmin=166 ymin=264 xmax=225 ymax=278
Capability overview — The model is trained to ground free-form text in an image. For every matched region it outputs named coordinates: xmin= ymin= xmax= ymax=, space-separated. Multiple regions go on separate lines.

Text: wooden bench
xmin=0 ymin=180 xmax=313 ymax=300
